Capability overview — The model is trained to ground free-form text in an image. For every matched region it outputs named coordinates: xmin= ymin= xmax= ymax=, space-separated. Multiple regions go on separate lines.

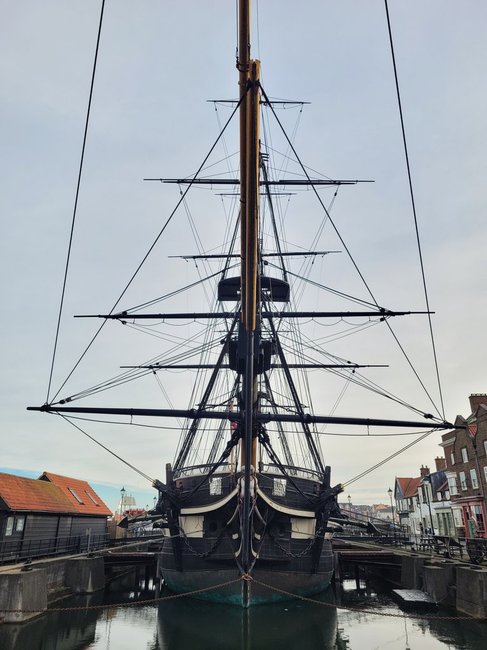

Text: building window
xmin=15 ymin=516 xmax=25 ymax=533
xmin=447 ymin=475 xmax=458 ymax=496
xmin=484 ymin=466 xmax=487 ymax=485
xmin=68 ymin=487 xmax=84 ymax=504
xmin=470 ymin=468 xmax=479 ymax=489
xmin=472 ymin=505 xmax=485 ymax=532
xmin=484 ymin=440 xmax=487 ymax=457
xmin=452 ymin=508 xmax=463 ymax=527
xmin=436 ymin=492 xmax=442 ymax=501
xmin=85 ymin=491 xmax=100 ymax=506
xmin=272 ymin=478 xmax=287 ymax=497
xmin=209 ymin=477 xmax=222 ymax=496
xmin=459 ymin=471 xmax=467 ymax=491
xmin=450 ymin=452 xmax=455 ymax=466
xmin=461 ymin=447 xmax=468 ymax=463
xmin=5 ymin=516 xmax=14 ymax=536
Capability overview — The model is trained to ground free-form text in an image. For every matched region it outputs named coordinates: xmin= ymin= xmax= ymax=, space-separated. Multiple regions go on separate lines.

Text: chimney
xmin=435 ymin=457 xmax=446 ymax=471
xmin=469 ymin=393 xmax=487 ymax=414
xmin=420 ymin=465 xmax=430 ymax=477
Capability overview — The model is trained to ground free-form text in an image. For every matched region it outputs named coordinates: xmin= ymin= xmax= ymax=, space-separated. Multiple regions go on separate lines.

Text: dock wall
xmin=0 ymin=557 xmax=105 ymax=624
xmin=405 ymin=556 xmax=487 ymax=618
xmin=335 ymin=541 xmax=487 ymax=619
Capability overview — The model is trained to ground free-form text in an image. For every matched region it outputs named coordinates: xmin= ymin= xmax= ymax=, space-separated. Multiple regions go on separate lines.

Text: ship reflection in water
xmin=1 ymin=570 xmax=487 ymax=650
xmin=157 ymin=592 xmax=337 ymax=650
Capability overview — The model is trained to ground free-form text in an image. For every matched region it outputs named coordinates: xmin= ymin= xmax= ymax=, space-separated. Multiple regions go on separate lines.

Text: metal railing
xmin=0 ymin=532 xmax=110 ymax=564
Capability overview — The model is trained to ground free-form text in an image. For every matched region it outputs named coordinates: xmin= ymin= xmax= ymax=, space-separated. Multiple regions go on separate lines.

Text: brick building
xmin=394 ymin=458 xmax=453 ymax=536
xmin=440 ymin=394 xmax=487 ymax=538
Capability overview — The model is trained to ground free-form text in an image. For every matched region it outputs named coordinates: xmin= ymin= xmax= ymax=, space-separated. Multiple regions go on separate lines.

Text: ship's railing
xmin=174 ymin=462 xmax=236 ymax=479
xmin=259 ymin=463 xmax=323 ymax=482
xmin=174 ymin=463 xmax=322 ymax=482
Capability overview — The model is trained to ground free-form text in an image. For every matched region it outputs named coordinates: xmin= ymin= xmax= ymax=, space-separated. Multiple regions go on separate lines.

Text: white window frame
xmin=450 ymin=452 xmax=455 ymax=466
xmin=5 ymin=516 xmax=14 ymax=536
xmin=447 ymin=475 xmax=458 ymax=496
xmin=461 ymin=447 xmax=468 ymax=463
xmin=459 ymin=471 xmax=467 ymax=491
xmin=15 ymin=516 xmax=25 ymax=532
xmin=272 ymin=478 xmax=287 ymax=496
xmin=209 ymin=477 xmax=222 ymax=496
xmin=470 ymin=468 xmax=479 ymax=489
xmin=452 ymin=508 xmax=463 ymax=527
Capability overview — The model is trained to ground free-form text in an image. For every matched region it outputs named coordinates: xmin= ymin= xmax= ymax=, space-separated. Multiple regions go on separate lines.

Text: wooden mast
xmin=238 ymin=0 xmax=261 ymax=577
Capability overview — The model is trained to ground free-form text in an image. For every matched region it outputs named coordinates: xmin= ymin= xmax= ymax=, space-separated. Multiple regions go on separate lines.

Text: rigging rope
xmin=383 ymin=0 xmax=445 ymax=419
xmin=46 ymin=0 xmax=106 ymax=404
xmin=50 ymin=90 xmax=247 ymax=403
xmin=260 ymin=83 xmax=444 ymax=421
xmin=343 ymin=428 xmax=435 ymax=487
xmin=59 ymin=414 xmax=154 ymax=484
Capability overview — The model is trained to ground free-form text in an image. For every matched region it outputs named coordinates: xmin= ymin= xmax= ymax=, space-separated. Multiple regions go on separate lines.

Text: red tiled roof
xmin=0 ymin=472 xmax=111 ymax=516
xmin=396 ymin=477 xmax=422 ymax=498
xmin=0 ymin=473 xmax=74 ymax=513
xmin=40 ymin=472 xmax=112 ymax=516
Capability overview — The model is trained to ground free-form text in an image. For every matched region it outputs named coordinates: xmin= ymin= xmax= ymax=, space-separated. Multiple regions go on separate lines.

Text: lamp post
xmin=388 ymin=487 xmax=396 ymax=540
xmin=347 ymin=494 xmax=352 ymax=515
xmin=422 ymin=477 xmax=434 ymax=535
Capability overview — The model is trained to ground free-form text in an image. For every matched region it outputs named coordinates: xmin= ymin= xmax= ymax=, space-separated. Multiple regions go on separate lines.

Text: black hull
xmin=158 ymin=470 xmax=336 ymax=606
xmin=159 ymin=553 xmax=334 ymax=606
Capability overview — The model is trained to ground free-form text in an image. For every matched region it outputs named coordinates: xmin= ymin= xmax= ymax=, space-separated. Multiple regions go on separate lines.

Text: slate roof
xmin=0 ymin=472 xmax=111 ymax=516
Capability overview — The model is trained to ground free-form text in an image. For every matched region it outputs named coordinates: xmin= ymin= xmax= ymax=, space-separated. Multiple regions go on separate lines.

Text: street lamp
xmin=388 ymin=487 xmax=396 ymax=540
xmin=347 ymin=494 xmax=352 ymax=514
xmin=422 ymin=476 xmax=434 ymax=535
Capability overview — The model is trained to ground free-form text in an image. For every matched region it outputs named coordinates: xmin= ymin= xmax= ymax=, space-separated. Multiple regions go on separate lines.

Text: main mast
xmin=238 ymin=0 xmax=261 ymax=575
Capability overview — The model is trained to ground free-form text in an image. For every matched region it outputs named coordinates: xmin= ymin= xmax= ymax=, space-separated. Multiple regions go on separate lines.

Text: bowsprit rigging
xmin=28 ymin=0 xmax=459 ymax=607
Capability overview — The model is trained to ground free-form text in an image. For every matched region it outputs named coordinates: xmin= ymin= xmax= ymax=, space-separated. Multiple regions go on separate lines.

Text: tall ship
xmin=29 ymin=0 xmax=456 ymax=606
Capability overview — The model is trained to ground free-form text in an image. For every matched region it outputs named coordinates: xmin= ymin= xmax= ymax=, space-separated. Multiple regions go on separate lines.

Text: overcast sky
xmin=1 ymin=1 xmax=486 ymax=513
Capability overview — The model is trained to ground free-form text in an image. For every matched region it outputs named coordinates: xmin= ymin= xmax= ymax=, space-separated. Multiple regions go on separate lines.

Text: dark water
xmin=1 ymin=570 xmax=486 ymax=650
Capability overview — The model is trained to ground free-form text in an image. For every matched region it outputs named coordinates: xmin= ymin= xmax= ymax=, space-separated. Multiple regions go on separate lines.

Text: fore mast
xmin=237 ymin=0 xmax=261 ymax=576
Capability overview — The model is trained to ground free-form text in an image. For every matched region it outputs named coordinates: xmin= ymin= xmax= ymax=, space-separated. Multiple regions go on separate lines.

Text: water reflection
xmin=0 ymin=592 xmax=102 ymax=650
xmin=157 ymin=590 xmax=338 ymax=650
xmin=1 ymin=569 xmax=487 ymax=650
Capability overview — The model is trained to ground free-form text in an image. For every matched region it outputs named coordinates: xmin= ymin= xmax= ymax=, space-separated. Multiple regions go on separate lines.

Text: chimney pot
xmin=435 ymin=457 xmax=446 ymax=471
xmin=469 ymin=393 xmax=487 ymax=414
